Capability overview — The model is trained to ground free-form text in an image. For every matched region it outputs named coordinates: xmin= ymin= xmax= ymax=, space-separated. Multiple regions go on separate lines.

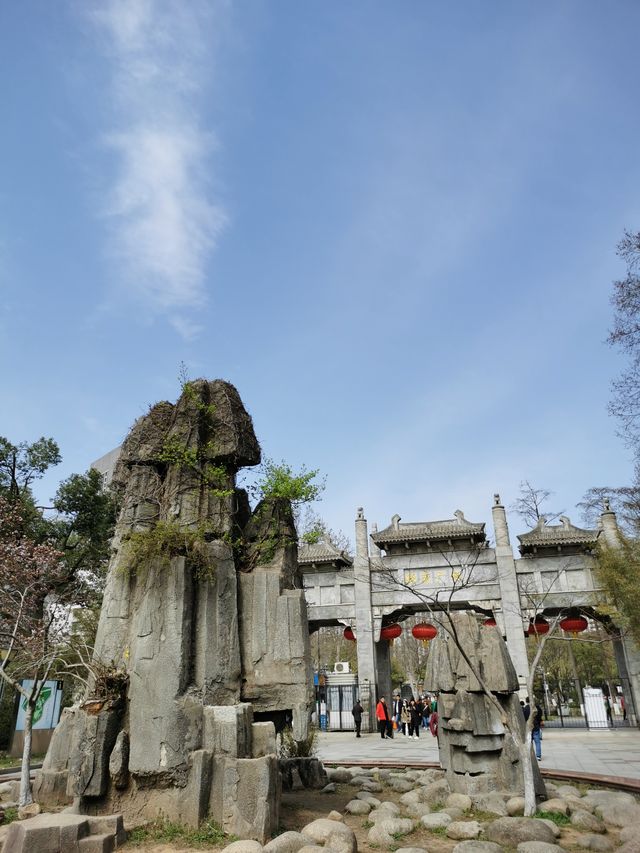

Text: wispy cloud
xmin=88 ymin=0 xmax=226 ymax=337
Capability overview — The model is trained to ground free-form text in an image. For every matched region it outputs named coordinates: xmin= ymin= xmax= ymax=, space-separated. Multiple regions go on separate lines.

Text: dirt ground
xmin=121 ymin=780 xmax=625 ymax=852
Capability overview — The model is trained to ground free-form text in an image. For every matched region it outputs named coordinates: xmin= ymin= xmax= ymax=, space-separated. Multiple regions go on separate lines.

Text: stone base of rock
xmin=34 ymin=704 xmax=285 ymax=842
xmin=1 ymin=811 xmax=126 ymax=853
xmin=279 ymin=759 xmax=329 ymax=791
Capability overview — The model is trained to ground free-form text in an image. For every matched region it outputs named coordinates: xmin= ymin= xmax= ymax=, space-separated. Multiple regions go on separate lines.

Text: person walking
xmin=376 ymin=697 xmax=390 ymax=739
xmin=408 ymin=699 xmax=422 ymax=738
xmin=352 ymin=698 xmax=363 ymax=738
xmin=393 ymin=694 xmax=404 ymax=735
xmin=422 ymin=696 xmax=430 ymax=729
xmin=604 ymin=695 xmax=613 ymax=727
xmin=400 ymin=701 xmax=411 ymax=736
xmin=531 ymin=700 xmax=543 ymax=760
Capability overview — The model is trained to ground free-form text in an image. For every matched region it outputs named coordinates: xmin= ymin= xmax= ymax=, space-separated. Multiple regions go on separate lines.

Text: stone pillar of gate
xmin=375 ymin=639 xmax=392 ymax=707
xmin=613 ymin=635 xmax=639 ymax=726
xmin=354 ymin=507 xmax=378 ymax=731
xmin=600 ymin=502 xmax=640 ymax=726
xmin=492 ymin=494 xmax=530 ymax=690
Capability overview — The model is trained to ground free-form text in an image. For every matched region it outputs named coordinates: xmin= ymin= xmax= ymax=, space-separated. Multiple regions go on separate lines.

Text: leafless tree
xmin=510 ymin=481 xmax=563 ymax=529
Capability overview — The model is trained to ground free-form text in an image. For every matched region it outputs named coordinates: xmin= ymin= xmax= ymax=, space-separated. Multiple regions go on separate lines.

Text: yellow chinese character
xmin=405 ymin=571 xmax=417 ymax=586
xmin=435 ymin=570 xmax=446 ymax=583
xmin=421 ymin=570 xmax=431 ymax=584
xmin=452 ymin=570 xmax=462 ymax=582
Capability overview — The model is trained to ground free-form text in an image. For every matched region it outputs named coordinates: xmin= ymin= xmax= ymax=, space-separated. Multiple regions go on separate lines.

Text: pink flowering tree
xmin=0 ymin=498 xmax=66 ymax=807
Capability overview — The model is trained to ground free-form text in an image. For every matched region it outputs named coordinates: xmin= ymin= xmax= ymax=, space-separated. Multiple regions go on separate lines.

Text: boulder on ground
xmin=446 ymin=821 xmax=482 ymax=840
xmin=421 ymin=812 xmax=452 ymax=829
xmin=484 ymin=817 xmax=557 ymax=846
xmin=539 ymin=799 xmax=568 ymax=816
xmin=368 ymin=818 xmax=415 ymax=848
xmin=327 ymin=812 xmax=343 ymax=822
xmin=301 ymin=819 xmax=357 ymax=853
xmin=321 ymin=784 xmax=336 ymax=794
xmin=453 ymin=843 xmax=502 ymax=853
xmin=595 ymin=802 xmax=640 ymax=828
xmin=571 ymin=811 xmax=605 ymax=833
xmin=345 ymin=800 xmax=371 ymax=815
xmin=472 ymin=792 xmax=508 ymax=816
xmin=391 ymin=779 xmax=415 ymax=794
xmin=575 ymin=835 xmax=613 ymax=851
xmin=507 ymin=797 xmax=525 ymax=816
xmin=447 ymin=793 xmax=473 ymax=811
xmin=225 ymin=841 xmax=264 ymax=853
xmin=620 ymin=825 xmax=640 ymax=843
xmin=264 ymin=831 xmax=311 ymax=853
xmin=516 ymin=843 xmax=566 ymax=853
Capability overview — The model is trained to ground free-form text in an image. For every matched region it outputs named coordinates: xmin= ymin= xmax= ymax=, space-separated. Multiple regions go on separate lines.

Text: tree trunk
xmin=519 ymin=732 xmax=537 ymax=817
xmin=567 ymin=642 xmax=584 ymax=713
xmin=20 ymin=701 xmax=34 ymax=807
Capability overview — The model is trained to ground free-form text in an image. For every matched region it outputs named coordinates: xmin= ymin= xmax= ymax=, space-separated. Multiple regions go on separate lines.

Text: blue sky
xmin=1 ymin=1 xmax=639 ymax=544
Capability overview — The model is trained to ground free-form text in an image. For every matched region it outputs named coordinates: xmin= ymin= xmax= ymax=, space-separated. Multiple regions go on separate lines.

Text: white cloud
xmin=88 ymin=0 xmax=226 ymax=336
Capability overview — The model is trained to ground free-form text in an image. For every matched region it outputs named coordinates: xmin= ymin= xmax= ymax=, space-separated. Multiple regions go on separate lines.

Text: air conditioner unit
xmin=334 ymin=662 xmax=350 ymax=674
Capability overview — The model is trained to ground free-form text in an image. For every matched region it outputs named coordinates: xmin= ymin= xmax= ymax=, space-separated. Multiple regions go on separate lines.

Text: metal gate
xmin=326 ymin=683 xmax=358 ymax=731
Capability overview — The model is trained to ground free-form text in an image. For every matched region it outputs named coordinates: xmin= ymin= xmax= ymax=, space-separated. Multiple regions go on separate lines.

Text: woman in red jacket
xmin=376 ymin=697 xmax=390 ymax=739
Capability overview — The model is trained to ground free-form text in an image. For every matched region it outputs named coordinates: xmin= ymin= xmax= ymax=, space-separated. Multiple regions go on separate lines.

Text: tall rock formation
xmin=424 ymin=611 xmax=545 ymax=798
xmin=34 ymin=380 xmax=313 ymax=840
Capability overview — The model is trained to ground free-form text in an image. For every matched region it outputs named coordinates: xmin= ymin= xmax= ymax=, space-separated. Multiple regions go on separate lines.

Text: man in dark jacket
xmin=352 ymin=699 xmax=363 ymax=738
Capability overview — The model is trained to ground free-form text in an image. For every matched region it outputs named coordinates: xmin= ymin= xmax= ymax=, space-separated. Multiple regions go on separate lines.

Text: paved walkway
xmin=316 ymin=728 xmax=640 ymax=780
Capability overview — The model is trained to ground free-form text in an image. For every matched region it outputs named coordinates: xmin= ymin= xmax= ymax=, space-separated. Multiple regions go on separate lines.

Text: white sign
xmin=15 ymin=680 xmax=63 ymax=731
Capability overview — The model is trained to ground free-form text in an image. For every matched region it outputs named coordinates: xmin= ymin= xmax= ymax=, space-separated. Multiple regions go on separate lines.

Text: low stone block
xmin=252 ymin=722 xmax=276 ymax=758
xmin=78 ymin=832 xmax=115 ymax=853
xmin=345 ymin=799 xmax=371 ymax=815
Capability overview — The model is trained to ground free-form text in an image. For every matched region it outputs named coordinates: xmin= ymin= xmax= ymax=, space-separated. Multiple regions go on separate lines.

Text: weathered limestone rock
xmin=35 ymin=379 xmax=313 ymax=841
xmin=108 ymin=730 xmax=129 ymax=789
xmin=424 ymin=612 xmax=546 ymax=799
xmin=252 ymin=722 xmax=277 ymax=758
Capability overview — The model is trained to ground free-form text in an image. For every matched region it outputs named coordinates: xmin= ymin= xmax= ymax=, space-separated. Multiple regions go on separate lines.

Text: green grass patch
xmin=535 ymin=810 xmax=571 ymax=826
xmin=0 ymin=753 xmax=45 ymax=770
xmin=127 ymin=818 xmax=230 ymax=847
xmin=426 ymin=826 xmax=448 ymax=836
xmin=363 ymin=820 xmax=373 ymax=829
xmin=2 ymin=807 xmax=18 ymax=825
xmin=467 ymin=809 xmax=501 ymax=821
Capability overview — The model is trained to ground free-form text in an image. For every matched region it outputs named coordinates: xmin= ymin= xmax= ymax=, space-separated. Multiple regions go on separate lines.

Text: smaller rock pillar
xmin=492 ymin=494 xmax=529 ymax=690
xmin=354 ymin=508 xmax=378 ymax=731
xmin=375 ymin=639 xmax=392 ymax=708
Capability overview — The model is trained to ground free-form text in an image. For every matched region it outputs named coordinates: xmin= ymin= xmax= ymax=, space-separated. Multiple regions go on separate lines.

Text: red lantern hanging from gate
xmin=343 ymin=626 xmax=356 ymax=642
xmin=412 ymin=622 xmax=438 ymax=645
xmin=483 ymin=617 xmax=497 ymax=628
xmin=527 ymin=616 xmax=550 ymax=637
xmin=380 ymin=623 xmax=402 ymax=644
xmin=560 ymin=615 xmax=588 ymax=637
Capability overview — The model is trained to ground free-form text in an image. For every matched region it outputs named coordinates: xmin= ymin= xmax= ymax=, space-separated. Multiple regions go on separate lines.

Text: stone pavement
xmin=316 ymin=728 xmax=640 ymax=780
